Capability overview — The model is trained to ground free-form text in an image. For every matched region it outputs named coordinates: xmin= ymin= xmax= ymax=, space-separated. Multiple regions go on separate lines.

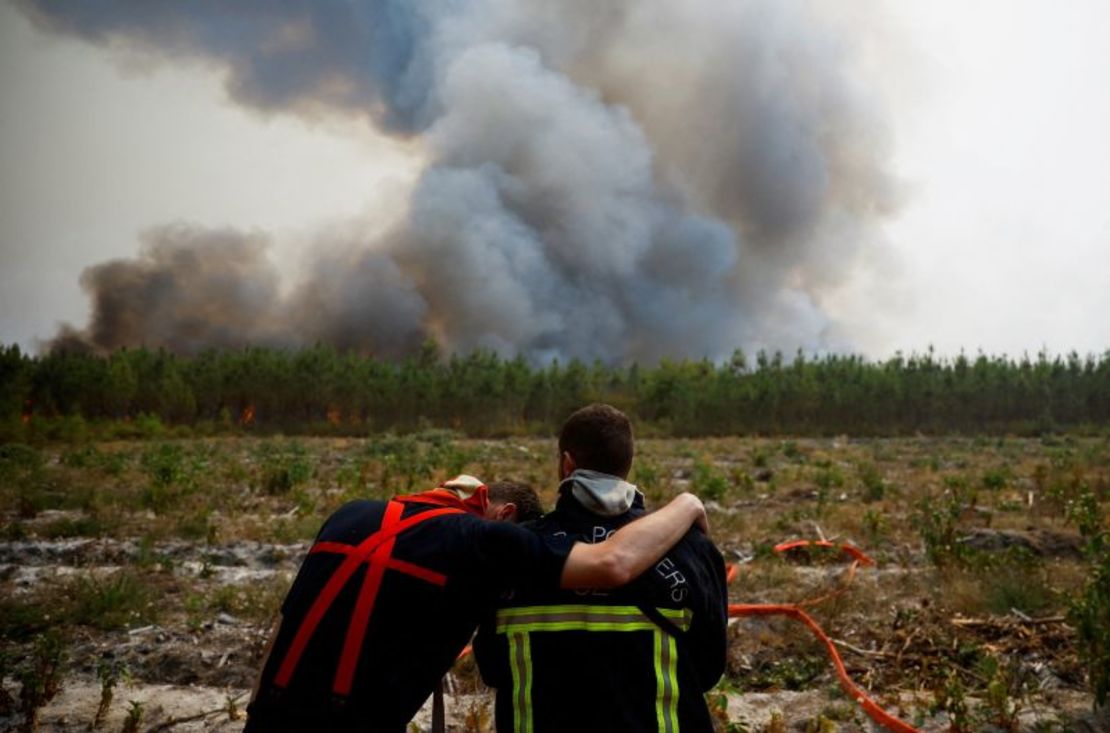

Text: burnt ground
xmin=1 ymin=435 xmax=1108 ymax=731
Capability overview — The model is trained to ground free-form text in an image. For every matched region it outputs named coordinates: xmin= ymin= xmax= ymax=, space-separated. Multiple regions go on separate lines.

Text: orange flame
xmin=240 ymin=405 xmax=256 ymax=426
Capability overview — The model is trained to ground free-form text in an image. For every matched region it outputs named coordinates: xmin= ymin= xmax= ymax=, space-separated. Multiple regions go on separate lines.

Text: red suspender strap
xmin=333 ymin=500 xmax=403 ymax=695
xmin=273 ymin=501 xmax=463 ymax=693
xmin=307 ymin=545 xmax=449 ymax=586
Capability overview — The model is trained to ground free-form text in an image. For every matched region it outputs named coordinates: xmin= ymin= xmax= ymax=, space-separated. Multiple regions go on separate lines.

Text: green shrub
xmin=261 ymin=452 xmax=314 ymax=494
xmin=133 ymin=413 xmax=167 ymax=439
xmin=2 ymin=520 xmax=28 ymax=541
xmin=978 ymin=655 xmax=1022 ymax=731
xmin=0 ymin=443 xmax=43 ymax=479
xmin=631 ymin=460 xmax=662 ymax=499
xmin=917 ymin=481 xmax=976 ymax=567
xmin=46 ymin=414 xmax=90 ymax=443
xmin=60 ymin=445 xmax=103 ymax=468
xmin=0 ymin=417 xmax=28 ymax=445
xmin=735 ymin=653 xmax=825 ymax=692
xmin=93 ymin=659 xmax=128 ymax=730
xmin=39 ymin=514 xmax=106 ymax=539
xmin=0 ymin=443 xmax=57 ymax=517
xmin=68 ymin=572 xmax=157 ymax=630
xmin=933 ymin=668 xmax=973 ymax=733
xmin=202 ymin=576 xmax=288 ymax=623
xmin=139 ymin=443 xmax=193 ymax=511
xmin=0 ymin=596 xmax=52 ymax=641
xmin=368 ymin=436 xmax=427 ymax=490
xmin=976 ymin=550 xmax=1054 ymax=615
xmin=781 ymin=440 xmax=803 ymax=461
xmin=270 ymin=514 xmax=324 ymax=542
xmin=122 ymin=700 xmax=144 ymax=733
xmin=17 ymin=630 xmax=68 ymax=733
xmin=981 ymin=467 xmax=1011 ymax=491
xmin=691 ymin=458 xmax=728 ymax=501
xmin=426 ymin=439 xmax=476 ymax=478
xmin=62 ymin=446 xmax=128 ymax=476
xmin=175 ymin=508 xmax=215 ymax=542
xmin=815 ymin=466 xmax=845 ymax=491
xmin=1066 ymin=485 xmax=1109 ymax=707
xmin=141 ymin=443 xmax=186 ymax=487
xmin=862 ymin=508 xmax=887 ymax=543
xmin=857 ymin=462 xmax=886 ymax=502
xmin=729 ymin=468 xmax=755 ymax=494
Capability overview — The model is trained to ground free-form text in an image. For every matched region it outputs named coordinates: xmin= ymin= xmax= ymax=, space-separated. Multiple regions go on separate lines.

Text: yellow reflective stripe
xmin=509 ymin=631 xmax=532 ymax=733
xmin=501 ymin=620 xmax=662 ymax=633
xmin=496 ymin=605 xmax=692 ymax=634
xmin=665 ymin=632 xmax=679 ymax=733
xmin=654 ymin=630 xmax=666 ymax=732
xmin=499 ymin=604 xmax=689 ymax=619
xmin=653 ymin=630 xmax=680 ymax=733
xmin=523 ymin=633 xmax=534 ymax=733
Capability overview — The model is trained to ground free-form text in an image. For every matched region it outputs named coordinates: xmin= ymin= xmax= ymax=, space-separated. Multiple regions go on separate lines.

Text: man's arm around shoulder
xmin=560 ymin=492 xmax=707 ymax=589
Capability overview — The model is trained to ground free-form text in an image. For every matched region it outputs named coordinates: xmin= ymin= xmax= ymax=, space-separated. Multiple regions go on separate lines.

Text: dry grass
xmin=1 ymin=433 xmax=1107 ymax=730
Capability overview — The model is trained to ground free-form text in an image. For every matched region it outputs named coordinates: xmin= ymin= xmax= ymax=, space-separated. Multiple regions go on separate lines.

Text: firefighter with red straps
xmin=245 ymin=473 xmax=708 ymax=732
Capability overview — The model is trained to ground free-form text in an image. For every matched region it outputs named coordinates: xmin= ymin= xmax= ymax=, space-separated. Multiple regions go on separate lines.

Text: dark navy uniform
xmin=473 ymin=491 xmax=727 ymax=733
xmin=246 ymin=494 xmax=570 ymax=732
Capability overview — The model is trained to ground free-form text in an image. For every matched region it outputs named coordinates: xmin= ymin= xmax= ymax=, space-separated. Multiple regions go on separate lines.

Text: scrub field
xmin=1 ymin=434 xmax=1107 ymax=732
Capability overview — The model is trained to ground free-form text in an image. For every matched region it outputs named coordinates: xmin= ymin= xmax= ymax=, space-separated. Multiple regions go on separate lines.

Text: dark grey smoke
xmin=17 ymin=0 xmax=441 ymax=131
xmin=22 ymin=0 xmax=900 ymax=362
xmin=50 ymin=225 xmax=283 ymax=354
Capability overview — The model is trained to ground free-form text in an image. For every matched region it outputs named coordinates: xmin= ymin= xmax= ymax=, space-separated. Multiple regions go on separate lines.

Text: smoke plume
xmin=21 ymin=0 xmax=900 ymax=362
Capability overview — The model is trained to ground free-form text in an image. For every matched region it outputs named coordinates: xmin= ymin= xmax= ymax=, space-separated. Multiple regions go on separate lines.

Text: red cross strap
xmin=274 ymin=501 xmax=464 ymax=695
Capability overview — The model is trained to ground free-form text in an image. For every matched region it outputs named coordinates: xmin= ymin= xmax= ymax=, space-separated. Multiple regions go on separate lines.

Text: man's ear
xmin=560 ymin=451 xmax=576 ymax=480
xmin=497 ymin=502 xmax=518 ymax=522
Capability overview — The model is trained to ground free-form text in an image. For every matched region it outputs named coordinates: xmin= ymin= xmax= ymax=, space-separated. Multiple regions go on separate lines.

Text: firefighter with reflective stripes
xmin=245 ymin=473 xmax=709 ymax=732
xmin=474 ymin=405 xmax=728 ymax=732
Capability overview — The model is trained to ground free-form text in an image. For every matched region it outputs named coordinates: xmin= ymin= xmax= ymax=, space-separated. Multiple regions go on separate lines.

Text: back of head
xmin=558 ymin=403 xmax=634 ymax=479
xmin=487 ymin=480 xmax=544 ymax=522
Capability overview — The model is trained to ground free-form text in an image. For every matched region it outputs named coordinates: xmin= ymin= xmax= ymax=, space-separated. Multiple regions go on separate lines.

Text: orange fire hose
xmin=772 ymin=539 xmax=876 ymax=567
xmin=772 ymin=540 xmax=871 ymax=609
xmin=727 ymin=540 xmax=921 ymax=733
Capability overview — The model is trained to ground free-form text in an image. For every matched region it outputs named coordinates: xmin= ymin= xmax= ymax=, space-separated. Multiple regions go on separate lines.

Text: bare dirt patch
xmin=2 ymin=435 xmax=1106 ymax=731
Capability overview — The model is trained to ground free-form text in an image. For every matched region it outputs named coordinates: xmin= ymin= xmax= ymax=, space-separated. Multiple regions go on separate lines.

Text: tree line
xmin=1 ymin=342 xmax=1107 ymax=440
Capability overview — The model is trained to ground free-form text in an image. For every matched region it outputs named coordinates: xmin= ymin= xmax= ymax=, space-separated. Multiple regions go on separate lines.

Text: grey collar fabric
xmin=561 ymin=469 xmax=641 ymax=517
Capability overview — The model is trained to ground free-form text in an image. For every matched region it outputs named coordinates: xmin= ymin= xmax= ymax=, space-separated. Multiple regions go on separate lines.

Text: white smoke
xmin=20 ymin=0 xmax=901 ymax=362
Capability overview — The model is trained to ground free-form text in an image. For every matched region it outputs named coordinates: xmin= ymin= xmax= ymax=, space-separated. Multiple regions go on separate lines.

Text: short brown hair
xmin=487 ymin=480 xmax=543 ymax=522
xmin=558 ymin=403 xmax=634 ymax=478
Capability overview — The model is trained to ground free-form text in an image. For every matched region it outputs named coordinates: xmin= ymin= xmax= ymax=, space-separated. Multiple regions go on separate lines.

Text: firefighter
xmin=474 ymin=404 xmax=728 ymax=732
xmin=245 ymin=471 xmax=708 ymax=732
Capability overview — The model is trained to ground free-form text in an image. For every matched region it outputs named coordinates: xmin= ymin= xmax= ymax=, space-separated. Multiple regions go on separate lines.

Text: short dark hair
xmin=558 ymin=403 xmax=634 ymax=478
xmin=487 ymin=480 xmax=543 ymax=522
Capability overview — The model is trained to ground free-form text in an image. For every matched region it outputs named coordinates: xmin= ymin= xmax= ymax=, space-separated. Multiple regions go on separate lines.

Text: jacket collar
xmin=558 ymin=469 xmax=642 ymax=517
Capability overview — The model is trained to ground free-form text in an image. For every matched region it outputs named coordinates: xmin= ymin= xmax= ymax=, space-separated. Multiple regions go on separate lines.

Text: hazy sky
xmin=881 ymin=1 xmax=1110 ymax=357
xmin=1 ymin=0 xmax=1107 ymax=358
